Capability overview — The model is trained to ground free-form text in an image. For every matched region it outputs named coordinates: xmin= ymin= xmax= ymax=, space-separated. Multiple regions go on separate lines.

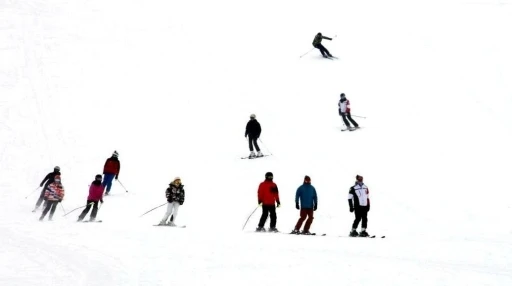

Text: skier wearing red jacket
xmin=256 ymin=172 xmax=280 ymax=232
xmin=102 ymin=151 xmax=120 ymax=195
xmin=78 ymin=174 xmax=105 ymax=222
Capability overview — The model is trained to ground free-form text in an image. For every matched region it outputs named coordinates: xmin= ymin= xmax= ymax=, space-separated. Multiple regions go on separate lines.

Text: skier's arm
xmin=272 ymin=185 xmax=280 ymax=205
xmin=348 ymin=187 xmax=355 ymax=210
xmin=180 ymin=187 xmax=185 ymax=205
xmin=40 ymin=173 xmax=51 ymax=187
xmin=257 ymin=184 xmax=263 ymax=204
xmin=322 ymin=36 xmax=332 ymax=40
xmin=313 ymin=188 xmax=318 ymax=208
xmin=115 ymin=161 xmax=120 ymax=179
xmin=295 ymin=187 xmax=301 ymax=206
xmin=245 ymin=122 xmax=250 ymax=137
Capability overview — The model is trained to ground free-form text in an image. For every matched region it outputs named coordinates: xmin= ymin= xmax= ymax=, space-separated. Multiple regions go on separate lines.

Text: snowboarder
xmin=245 ymin=114 xmax=262 ymax=158
xmin=33 ymin=166 xmax=61 ymax=212
xmin=312 ymin=32 xmax=334 ymax=58
xmin=338 ymin=93 xmax=359 ymax=131
xmin=159 ymin=177 xmax=185 ymax=226
xmin=348 ymin=175 xmax=370 ymax=237
xmin=256 ymin=172 xmax=280 ymax=232
xmin=292 ymin=175 xmax=318 ymax=235
xmin=102 ymin=151 xmax=120 ymax=195
xmin=77 ymin=174 xmax=105 ymax=222
xmin=39 ymin=175 xmax=65 ymax=221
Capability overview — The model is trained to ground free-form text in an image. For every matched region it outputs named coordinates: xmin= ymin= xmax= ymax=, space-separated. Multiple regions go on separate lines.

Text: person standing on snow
xmin=245 ymin=114 xmax=262 ymax=158
xmin=348 ymin=175 xmax=370 ymax=237
xmin=256 ymin=172 xmax=280 ymax=232
xmin=102 ymin=151 xmax=120 ymax=195
xmin=39 ymin=175 xmax=65 ymax=221
xmin=159 ymin=177 xmax=185 ymax=226
xmin=292 ymin=175 xmax=318 ymax=235
xmin=33 ymin=166 xmax=61 ymax=212
xmin=77 ymin=174 xmax=105 ymax=222
xmin=312 ymin=32 xmax=334 ymax=58
xmin=338 ymin=93 xmax=359 ymax=131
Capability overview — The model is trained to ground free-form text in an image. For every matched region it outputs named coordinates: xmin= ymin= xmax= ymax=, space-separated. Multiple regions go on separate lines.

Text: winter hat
xmin=173 ymin=176 xmax=181 ymax=181
xmin=265 ymin=172 xmax=273 ymax=180
xmin=54 ymin=166 xmax=60 ymax=171
xmin=304 ymin=175 xmax=311 ymax=183
xmin=95 ymin=174 xmax=102 ymax=181
xmin=356 ymin=175 xmax=363 ymax=182
xmin=340 ymin=93 xmax=346 ymax=98
xmin=112 ymin=151 xmax=119 ymax=157
xmin=250 ymin=114 xmax=256 ymax=119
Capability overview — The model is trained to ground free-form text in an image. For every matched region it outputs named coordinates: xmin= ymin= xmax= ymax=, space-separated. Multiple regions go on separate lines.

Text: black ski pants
xmin=248 ymin=136 xmax=260 ymax=152
xmin=78 ymin=200 xmax=100 ymax=221
xmin=35 ymin=184 xmax=49 ymax=208
xmin=258 ymin=205 xmax=277 ymax=228
xmin=352 ymin=206 xmax=369 ymax=229
xmin=341 ymin=112 xmax=359 ymax=128
xmin=314 ymin=44 xmax=331 ymax=57
xmin=40 ymin=201 xmax=59 ymax=220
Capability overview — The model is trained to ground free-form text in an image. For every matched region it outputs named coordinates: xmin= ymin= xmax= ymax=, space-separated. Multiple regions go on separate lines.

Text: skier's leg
xmin=269 ymin=206 xmax=277 ymax=228
xmin=248 ymin=137 xmax=254 ymax=152
xmin=49 ymin=202 xmax=58 ymax=220
xmin=303 ymin=209 xmax=315 ymax=232
xmin=258 ymin=205 xmax=270 ymax=228
xmin=159 ymin=203 xmax=173 ymax=224
xmin=352 ymin=208 xmax=362 ymax=229
xmin=341 ymin=114 xmax=351 ymax=128
xmin=294 ymin=209 xmax=307 ymax=230
xmin=78 ymin=201 xmax=93 ymax=221
xmin=315 ymin=44 xmax=326 ymax=57
xmin=40 ymin=202 xmax=52 ymax=220
xmin=34 ymin=188 xmax=46 ymax=209
xmin=347 ymin=113 xmax=359 ymax=127
xmin=253 ymin=138 xmax=260 ymax=152
xmin=90 ymin=201 xmax=99 ymax=221
xmin=361 ymin=207 xmax=368 ymax=229
xmin=170 ymin=202 xmax=180 ymax=223
xmin=102 ymin=173 xmax=115 ymax=194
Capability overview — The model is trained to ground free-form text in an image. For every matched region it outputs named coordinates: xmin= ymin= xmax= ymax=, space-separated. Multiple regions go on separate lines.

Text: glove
xmin=295 ymin=203 xmax=299 ymax=210
xmin=100 ymin=199 xmax=104 ymax=204
xmin=115 ymin=175 xmax=119 ymax=180
xmin=276 ymin=201 xmax=281 ymax=208
xmin=40 ymin=183 xmax=43 ymax=187
xmin=258 ymin=201 xmax=262 ymax=206
xmin=350 ymin=207 xmax=354 ymax=213
xmin=314 ymin=204 xmax=317 ymax=211
xmin=367 ymin=205 xmax=370 ymax=212
xmin=58 ymin=199 xmax=62 ymax=203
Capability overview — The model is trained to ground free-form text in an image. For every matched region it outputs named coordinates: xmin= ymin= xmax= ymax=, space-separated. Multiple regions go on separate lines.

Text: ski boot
xmin=359 ymin=229 xmax=369 ymax=237
xmin=249 ymin=151 xmax=256 ymax=159
xmin=167 ymin=221 xmax=176 ymax=227
xmin=349 ymin=229 xmax=359 ymax=237
xmin=268 ymin=227 xmax=279 ymax=233
xmin=290 ymin=229 xmax=300 ymax=234
xmin=301 ymin=230 xmax=313 ymax=235
xmin=256 ymin=151 xmax=263 ymax=157
xmin=255 ymin=227 xmax=266 ymax=232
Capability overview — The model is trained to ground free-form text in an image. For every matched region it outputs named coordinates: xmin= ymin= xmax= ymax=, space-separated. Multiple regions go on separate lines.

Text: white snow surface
xmin=1 ymin=0 xmax=512 ymax=285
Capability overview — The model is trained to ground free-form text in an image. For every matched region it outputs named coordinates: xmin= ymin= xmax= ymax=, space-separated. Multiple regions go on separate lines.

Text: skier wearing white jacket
xmin=159 ymin=177 xmax=185 ymax=226
xmin=338 ymin=93 xmax=359 ymax=130
xmin=348 ymin=175 xmax=370 ymax=237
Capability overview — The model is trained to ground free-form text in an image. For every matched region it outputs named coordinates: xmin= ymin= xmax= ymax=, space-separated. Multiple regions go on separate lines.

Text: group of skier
xmin=254 ymin=172 xmax=370 ymax=237
xmin=33 ymin=151 xmax=121 ymax=222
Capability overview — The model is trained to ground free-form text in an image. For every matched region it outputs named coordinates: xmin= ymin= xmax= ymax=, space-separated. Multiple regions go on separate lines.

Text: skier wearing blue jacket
xmin=291 ymin=176 xmax=318 ymax=235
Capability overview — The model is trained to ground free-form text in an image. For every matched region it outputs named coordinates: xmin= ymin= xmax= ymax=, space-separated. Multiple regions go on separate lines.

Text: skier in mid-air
xmin=312 ymin=32 xmax=334 ymax=58
xmin=245 ymin=114 xmax=262 ymax=158
xmin=33 ymin=166 xmax=61 ymax=212
xmin=338 ymin=93 xmax=360 ymax=131
xmin=348 ymin=175 xmax=370 ymax=237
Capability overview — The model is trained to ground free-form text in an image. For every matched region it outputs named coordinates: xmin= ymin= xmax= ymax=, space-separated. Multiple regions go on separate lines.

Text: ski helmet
xmin=95 ymin=174 xmax=102 ymax=181
xmin=250 ymin=114 xmax=256 ymax=119
xmin=54 ymin=166 xmax=60 ymax=171
xmin=265 ymin=172 xmax=273 ymax=179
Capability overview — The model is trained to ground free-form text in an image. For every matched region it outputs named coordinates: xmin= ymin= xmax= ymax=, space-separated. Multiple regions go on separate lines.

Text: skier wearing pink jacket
xmin=78 ymin=174 xmax=105 ymax=222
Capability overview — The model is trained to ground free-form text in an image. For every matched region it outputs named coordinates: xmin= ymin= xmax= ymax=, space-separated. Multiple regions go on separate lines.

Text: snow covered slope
xmin=1 ymin=0 xmax=512 ymax=285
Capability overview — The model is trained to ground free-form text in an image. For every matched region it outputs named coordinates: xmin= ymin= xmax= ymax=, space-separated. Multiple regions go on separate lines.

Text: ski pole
xmin=299 ymin=48 xmax=314 ymax=58
xmin=60 ymin=202 xmax=66 ymax=214
xmin=140 ymin=203 xmax=166 ymax=217
xmin=242 ymin=205 xmax=260 ymax=231
xmin=117 ymin=180 xmax=129 ymax=192
xmin=63 ymin=202 xmax=93 ymax=216
xmin=258 ymin=138 xmax=273 ymax=156
xmin=351 ymin=115 xmax=366 ymax=119
xmin=25 ymin=187 xmax=41 ymax=199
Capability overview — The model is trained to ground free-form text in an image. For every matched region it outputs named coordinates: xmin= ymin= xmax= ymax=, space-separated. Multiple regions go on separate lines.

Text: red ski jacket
xmin=258 ymin=180 xmax=280 ymax=206
xmin=103 ymin=157 xmax=120 ymax=175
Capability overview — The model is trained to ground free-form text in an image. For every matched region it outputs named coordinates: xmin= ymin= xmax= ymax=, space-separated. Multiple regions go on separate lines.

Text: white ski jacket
xmin=348 ymin=183 xmax=369 ymax=207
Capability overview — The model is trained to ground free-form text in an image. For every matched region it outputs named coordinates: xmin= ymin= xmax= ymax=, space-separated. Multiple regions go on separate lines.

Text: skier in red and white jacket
xmin=338 ymin=93 xmax=359 ymax=130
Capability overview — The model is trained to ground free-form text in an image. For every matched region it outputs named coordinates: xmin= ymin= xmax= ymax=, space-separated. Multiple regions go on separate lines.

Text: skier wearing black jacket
xmin=312 ymin=32 xmax=334 ymax=58
xmin=348 ymin=175 xmax=370 ymax=237
xmin=32 ymin=166 xmax=61 ymax=212
xmin=245 ymin=114 xmax=262 ymax=158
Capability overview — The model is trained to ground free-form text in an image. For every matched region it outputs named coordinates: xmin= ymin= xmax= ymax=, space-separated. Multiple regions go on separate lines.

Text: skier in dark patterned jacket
xmin=32 ymin=166 xmax=61 ymax=212
xmin=348 ymin=175 xmax=370 ymax=237
xmin=159 ymin=177 xmax=185 ymax=226
xmin=245 ymin=114 xmax=262 ymax=158
xmin=312 ymin=32 xmax=334 ymax=58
